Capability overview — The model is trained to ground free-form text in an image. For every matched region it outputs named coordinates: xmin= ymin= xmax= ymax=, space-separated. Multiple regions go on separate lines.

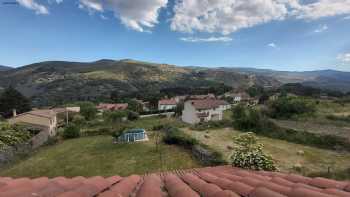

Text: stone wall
xmin=0 ymin=129 xmax=50 ymax=167
xmin=191 ymin=145 xmax=226 ymax=166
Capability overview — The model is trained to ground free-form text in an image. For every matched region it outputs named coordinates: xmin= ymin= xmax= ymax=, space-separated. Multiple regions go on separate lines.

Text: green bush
xmin=163 ymin=126 xmax=198 ymax=148
xmin=72 ymin=114 xmax=85 ymax=126
xmin=103 ymin=111 xmax=128 ymax=123
xmin=162 ymin=126 xmax=225 ymax=165
xmin=232 ymin=105 xmax=274 ymax=133
xmin=127 ymin=111 xmax=140 ymax=121
xmin=231 ymin=105 xmax=350 ymax=151
xmin=268 ymin=97 xmax=316 ymax=119
xmin=63 ymin=124 xmax=81 ymax=139
xmin=0 ymin=123 xmax=33 ymax=149
xmin=231 ymin=132 xmax=277 ymax=171
xmin=78 ymin=102 xmax=97 ymax=121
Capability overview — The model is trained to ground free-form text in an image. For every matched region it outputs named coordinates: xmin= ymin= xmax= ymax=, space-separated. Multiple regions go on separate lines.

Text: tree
xmin=231 ymin=132 xmax=277 ymax=171
xmin=63 ymin=124 xmax=81 ymax=139
xmin=268 ymin=97 xmax=316 ymax=119
xmin=127 ymin=99 xmax=143 ymax=113
xmin=104 ymin=110 xmax=128 ymax=123
xmin=0 ymin=87 xmax=31 ymax=118
xmin=78 ymin=102 xmax=97 ymax=121
xmin=174 ymin=102 xmax=184 ymax=117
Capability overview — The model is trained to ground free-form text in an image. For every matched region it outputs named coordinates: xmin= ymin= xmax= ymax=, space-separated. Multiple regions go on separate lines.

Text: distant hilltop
xmin=0 ymin=59 xmax=349 ymax=106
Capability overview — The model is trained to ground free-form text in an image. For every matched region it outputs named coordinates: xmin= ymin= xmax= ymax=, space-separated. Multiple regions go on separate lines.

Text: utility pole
xmin=66 ymin=108 xmax=69 ymax=125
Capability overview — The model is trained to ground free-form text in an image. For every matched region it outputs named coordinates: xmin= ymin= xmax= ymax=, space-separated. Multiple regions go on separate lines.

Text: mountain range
xmin=0 ymin=59 xmax=349 ymax=106
xmin=0 ymin=65 xmax=12 ymax=71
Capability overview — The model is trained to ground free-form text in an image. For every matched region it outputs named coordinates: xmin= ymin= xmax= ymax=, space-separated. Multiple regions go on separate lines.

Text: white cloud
xmin=338 ymin=53 xmax=350 ymax=63
xmin=17 ymin=0 xmax=49 ymax=14
xmin=268 ymin=43 xmax=278 ymax=48
xmin=291 ymin=0 xmax=350 ymax=20
xmin=171 ymin=0 xmax=350 ymax=35
xmin=180 ymin=36 xmax=232 ymax=43
xmin=78 ymin=0 xmax=168 ymax=32
xmin=171 ymin=0 xmax=288 ymax=35
xmin=314 ymin=24 xmax=328 ymax=33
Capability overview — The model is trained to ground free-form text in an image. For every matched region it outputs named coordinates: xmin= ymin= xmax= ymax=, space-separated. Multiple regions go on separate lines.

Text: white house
xmin=182 ymin=99 xmax=231 ymax=124
xmin=8 ymin=109 xmax=58 ymax=137
xmin=158 ymin=99 xmax=177 ymax=111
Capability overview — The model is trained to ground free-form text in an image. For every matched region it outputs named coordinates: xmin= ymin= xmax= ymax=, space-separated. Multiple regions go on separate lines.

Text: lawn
xmin=80 ymin=116 xmax=187 ymax=134
xmin=0 ymin=134 xmax=201 ymax=178
xmin=183 ymin=127 xmax=350 ymax=180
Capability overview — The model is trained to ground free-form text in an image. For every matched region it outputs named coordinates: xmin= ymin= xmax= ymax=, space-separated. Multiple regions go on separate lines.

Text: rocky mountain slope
xmin=224 ymin=67 xmax=350 ymax=93
xmin=0 ymin=59 xmax=278 ymax=106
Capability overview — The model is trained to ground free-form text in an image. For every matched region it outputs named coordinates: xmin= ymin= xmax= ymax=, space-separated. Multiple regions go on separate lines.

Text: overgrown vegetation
xmin=78 ymin=102 xmax=97 ymax=121
xmin=161 ymin=125 xmax=226 ymax=165
xmin=62 ymin=124 xmax=80 ymax=139
xmin=268 ymin=97 xmax=316 ymax=119
xmin=0 ymin=122 xmax=33 ymax=149
xmin=231 ymin=132 xmax=277 ymax=171
xmin=231 ymin=105 xmax=350 ymax=151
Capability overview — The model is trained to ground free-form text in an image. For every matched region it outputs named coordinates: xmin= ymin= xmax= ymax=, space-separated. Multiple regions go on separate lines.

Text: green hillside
xmin=0 ymin=59 xmax=279 ymax=106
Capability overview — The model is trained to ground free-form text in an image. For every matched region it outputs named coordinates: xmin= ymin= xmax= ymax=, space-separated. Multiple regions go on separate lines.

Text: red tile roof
xmin=0 ymin=166 xmax=349 ymax=197
xmin=190 ymin=99 xmax=229 ymax=110
xmin=97 ymin=103 xmax=128 ymax=111
xmin=158 ymin=99 xmax=177 ymax=105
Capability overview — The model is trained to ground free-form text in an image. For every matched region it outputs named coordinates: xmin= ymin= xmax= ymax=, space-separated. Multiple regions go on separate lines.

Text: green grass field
xmin=183 ymin=128 xmax=350 ymax=180
xmin=0 ymin=135 xmax=201 ymax=178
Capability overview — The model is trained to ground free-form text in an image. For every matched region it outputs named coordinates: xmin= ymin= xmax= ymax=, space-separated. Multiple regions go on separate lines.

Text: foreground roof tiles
xmin=0 ymin=166 xmax=350 ymax=197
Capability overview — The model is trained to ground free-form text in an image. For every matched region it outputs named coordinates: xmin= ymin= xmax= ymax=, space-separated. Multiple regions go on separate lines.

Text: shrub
xmin=127 ymin=111 xmax=139 ymax=121
xmin=268 ymin=97 xmax=316 ymax=119
xmin=163 ymin=126 xmax=198 ymax=148
xmin=231 ymin=132 xmax=277 ymax=171
xmin=63 ymin=124 xmax=80 ymax=139
xmin=0 ymin=123 xmax=32 ymax=149
xmin=72 ymin=114 xmax=85 ymax=126
xmin=103 ymin=111 xmax=128 ymax=123
xmin=78 ymin=102 xmax=97 ymax=121
xmin=162 ymin=126 xmax=226 ymax=165
xmin=232 ymin=105 xmax=274 ymax=133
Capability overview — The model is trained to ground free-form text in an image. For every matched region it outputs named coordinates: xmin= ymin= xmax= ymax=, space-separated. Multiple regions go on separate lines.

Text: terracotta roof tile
xmin=99 ymin=175 xmax=140 ymax=197
xmin=289 ymin=187 xmax=336 ymax=197
xmin=136 ymin=175 xmax=163 ymax=197
xmin=0 ymin=166 xmax=349 ymax=197
xmin=324 ymin=188 xmax=350 ymax=197
xmin=249 ymin=187 xmax=288 ymax=197
xmin=310 ymin=177 xmax=348 ymax=189
xmin=164 ymin=174 xmax=199 ymax=197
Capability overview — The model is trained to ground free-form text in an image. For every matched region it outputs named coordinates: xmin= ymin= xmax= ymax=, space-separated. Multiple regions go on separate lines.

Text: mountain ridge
xmin=0 ymin=59 xmax=349 ymax=106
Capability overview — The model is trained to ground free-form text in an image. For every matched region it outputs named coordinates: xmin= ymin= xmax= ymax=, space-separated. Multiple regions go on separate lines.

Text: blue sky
xmin=1 ymin=0 xmax=350 ymax=71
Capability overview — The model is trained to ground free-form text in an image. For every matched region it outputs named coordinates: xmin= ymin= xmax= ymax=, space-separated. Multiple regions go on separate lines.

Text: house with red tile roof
xmin=182 ymin=99 xmax=231 ymax=124
xmin=158 ymin=99 xmax=177 ymax=111
xmin=1 ymin=165 xmax=349 ymax=196
xmin=97 ymin=103 xmax=128 ymax=112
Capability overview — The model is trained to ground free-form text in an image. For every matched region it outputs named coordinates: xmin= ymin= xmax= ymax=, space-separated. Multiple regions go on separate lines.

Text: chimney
xmin=13 ymin=109 xmax=17 ymax=117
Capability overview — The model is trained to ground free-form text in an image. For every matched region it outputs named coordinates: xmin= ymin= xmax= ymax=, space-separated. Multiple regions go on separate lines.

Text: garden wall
xmin=0 ymin=129 xmax=50 ymax=167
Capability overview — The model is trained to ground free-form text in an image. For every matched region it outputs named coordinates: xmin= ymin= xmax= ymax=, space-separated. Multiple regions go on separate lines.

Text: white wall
xmin=182 ymin=101 xmax=225 ymax=124
xmin=158 ymin=104 xmax=176 ymax=111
